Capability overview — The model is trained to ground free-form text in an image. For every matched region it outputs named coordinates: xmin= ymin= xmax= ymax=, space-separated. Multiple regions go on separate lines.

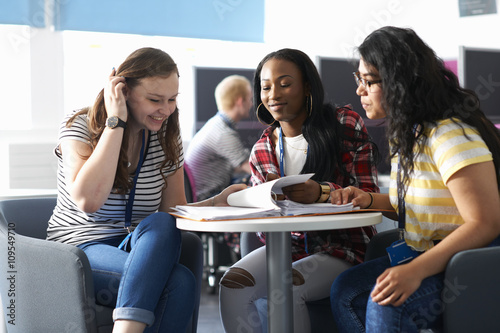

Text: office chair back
xmin=184 ymin=164 xmax=197 ymax=203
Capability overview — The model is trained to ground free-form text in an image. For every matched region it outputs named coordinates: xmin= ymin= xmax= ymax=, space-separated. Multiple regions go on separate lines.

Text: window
xmin=0 ymin=25 xmax=32 ymax=130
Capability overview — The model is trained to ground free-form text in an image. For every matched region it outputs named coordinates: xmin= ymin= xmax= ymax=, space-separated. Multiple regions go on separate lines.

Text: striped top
xmin=47 ymin=111 xmax=183 ymax=246
xmin=389 ymin=118 xmax=493 ymax=251
xmin=185 ymin=112 xmax=250 ymax=201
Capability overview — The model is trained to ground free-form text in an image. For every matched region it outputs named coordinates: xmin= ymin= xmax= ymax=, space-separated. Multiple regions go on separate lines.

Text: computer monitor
xmin=194 ymin=67 xmax=265 ymax=149
xmin=459 ymin=46 xmax=500 ymax=124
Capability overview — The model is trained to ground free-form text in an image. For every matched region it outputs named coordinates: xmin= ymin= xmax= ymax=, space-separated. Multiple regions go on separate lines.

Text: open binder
xmin=170 ymin=174 xmax=357 ymax=221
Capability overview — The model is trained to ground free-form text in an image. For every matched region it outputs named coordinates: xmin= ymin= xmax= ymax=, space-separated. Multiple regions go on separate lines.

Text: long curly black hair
xmin=358 ymin=26 xmax=500 ymax=190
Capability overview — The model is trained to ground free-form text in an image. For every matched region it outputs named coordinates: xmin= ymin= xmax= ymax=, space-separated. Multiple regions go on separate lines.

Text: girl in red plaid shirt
xmin=219 ymin=48 xmax=380 ymax=333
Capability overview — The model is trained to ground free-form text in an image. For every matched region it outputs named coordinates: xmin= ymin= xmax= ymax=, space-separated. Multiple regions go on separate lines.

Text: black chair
xmin=359 ymin=229 xmax=500 ymax=333
xmin=0 ymin=197 xmax=203 ymax=333
xmin=364 ymin=229 xmax=400 ymax=261
xmin=305 ymin=230 xmax=401 ymax=332
xmin=242 ymin=228 xmax=500 ymax=333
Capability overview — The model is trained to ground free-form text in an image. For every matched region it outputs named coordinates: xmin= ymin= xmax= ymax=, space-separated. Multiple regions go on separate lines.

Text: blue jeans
xmin=78 ymin=212 xmax=195 ymax=332
xmin=331 ymin=237 xmax=500 ymax=333
xmin=330 ymin=256 xmax=444 ymax=333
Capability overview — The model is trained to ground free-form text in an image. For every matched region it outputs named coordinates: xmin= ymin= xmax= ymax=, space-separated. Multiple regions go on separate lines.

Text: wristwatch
xmin=106 ymin=116 xmax=127 ymax=129
xmin=316 ymin=183 xmax=331 ymax=203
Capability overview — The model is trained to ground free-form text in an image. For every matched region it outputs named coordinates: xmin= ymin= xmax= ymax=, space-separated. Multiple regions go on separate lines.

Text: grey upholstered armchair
xmin=0 ymin=197 xmax=203 ymax=333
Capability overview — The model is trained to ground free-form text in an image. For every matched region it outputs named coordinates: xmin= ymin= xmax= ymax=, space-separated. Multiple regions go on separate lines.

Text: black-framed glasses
xmin=353 ymin=71 xmax=382 ymax=92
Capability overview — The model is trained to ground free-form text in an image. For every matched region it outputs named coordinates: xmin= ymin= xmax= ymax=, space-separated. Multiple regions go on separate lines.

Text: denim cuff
xmin=113 ymin=307 xmax=155 ymax=327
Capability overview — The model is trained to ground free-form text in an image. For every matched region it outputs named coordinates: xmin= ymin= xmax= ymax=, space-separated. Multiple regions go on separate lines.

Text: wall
xmin=265 ymin=0 xmax=500 ymax=60
xmin=1 ymin=0 xmax=499 ymax=191
xmin=61 ymin=0 xmax=500 ymax=139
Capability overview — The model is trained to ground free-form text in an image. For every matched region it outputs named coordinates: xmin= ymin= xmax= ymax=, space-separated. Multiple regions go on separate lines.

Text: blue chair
xmin=0 ymin=197 xmax=203 ymax=333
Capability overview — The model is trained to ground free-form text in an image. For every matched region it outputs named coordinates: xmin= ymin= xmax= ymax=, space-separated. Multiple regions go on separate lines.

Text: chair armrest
xmin=241 ymin=232 xmax=264 ymax=257
xmin=365 ymin=229 xmax=399 ymax=261
xmin=0 ymin=231 xmax=98 ymax=333
xmin=443 ymin=246 xmax=500 ymax=333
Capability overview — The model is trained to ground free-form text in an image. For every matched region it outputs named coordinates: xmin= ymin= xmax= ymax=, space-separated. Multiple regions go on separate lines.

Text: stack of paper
xmin=170 ymin=205 xmax=280 ymax=221
xmin=171 ymin=174 xmax=359 ymax=221
xmin=276 ymin=201 xmax=356 ymax=216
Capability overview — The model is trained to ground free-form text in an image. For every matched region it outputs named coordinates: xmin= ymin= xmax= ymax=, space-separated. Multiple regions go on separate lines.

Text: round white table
xmin=176 ymin=212 xmax=382 ymax=333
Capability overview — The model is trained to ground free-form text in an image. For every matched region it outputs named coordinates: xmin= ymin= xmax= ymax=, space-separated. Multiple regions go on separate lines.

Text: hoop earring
xmin=308 ymin=95 xmax=313 ymax=117
xmin=255 ymin=103 xmax=276 ymax=126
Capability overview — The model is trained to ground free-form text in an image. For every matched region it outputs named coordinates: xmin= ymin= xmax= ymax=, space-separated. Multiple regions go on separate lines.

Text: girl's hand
xmin=213 ymin=184 xmax=248 ymax=206
xmin=104 ymin=68 xmax=128 ymax=121
xmin=370 ymin=264 xmax=424 ymax=307
xmin=281 ymin=179 xmax=322 ymax=204
xmin=266 ymin=173 xmax=285 ymax=200
xmin=330 ymin=186 xmax=372 ymax=208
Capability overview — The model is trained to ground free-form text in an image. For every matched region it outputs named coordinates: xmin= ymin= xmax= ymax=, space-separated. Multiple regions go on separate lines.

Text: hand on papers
xmin=215 ymin=183 xmax=248 ymax=206
xmin=171 ymin=175 xmax=356 ymax=221
xmin=266 ymin=173 xmax=285 ymax=200
xmin=330 ymin=186 xmax=371 ymax=208
xmin=266 ymin=173 xmax=320 ymax=204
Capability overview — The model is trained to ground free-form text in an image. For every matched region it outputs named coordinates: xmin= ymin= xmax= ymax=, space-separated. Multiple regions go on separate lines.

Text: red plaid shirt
xmin=249 ymin=107 xmax=379 ymax=265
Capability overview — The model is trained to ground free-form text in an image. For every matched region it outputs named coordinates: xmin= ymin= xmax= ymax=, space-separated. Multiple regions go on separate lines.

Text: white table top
xmin=175 ymin=211 xmax=382 ymax=233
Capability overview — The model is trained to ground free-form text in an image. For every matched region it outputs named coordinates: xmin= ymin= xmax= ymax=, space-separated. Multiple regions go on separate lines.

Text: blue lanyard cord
xmin=217 ymin=111 xmax=236 ymax=130
xmin=278 ymin=127 xmax=310 ymax=253
xmin=397 ymin=156 xmax=406 ymax=238
xmin=278 ymin=127 xmax=285 ymax=178
xmin=396 ymin=126 xmax=419 ymax=239
xmin=124 ymin=130 xmax=147 ymax=230
xmin=277 ymin=127 xmax=309 ymax=178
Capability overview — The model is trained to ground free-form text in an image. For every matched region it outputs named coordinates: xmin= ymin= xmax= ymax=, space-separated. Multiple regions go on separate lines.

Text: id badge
xmin=118 ymin=232 xmax=133 ymax=251
xmin=386 ymin=239 xmax=421 ymax=266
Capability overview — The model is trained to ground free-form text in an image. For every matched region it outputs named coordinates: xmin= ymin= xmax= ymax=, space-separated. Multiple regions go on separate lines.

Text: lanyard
xmin=278 ymin=126 xmax=310 ymax=252
xmin=397 ymin=155 xmax=406 ymax=239
xmin=278 ymin=127 xmax=285 ymax=177
xmin=217 ymin=111 xmax=236 ymax=130
xmin=277 ymin=127 xmax=309 ymax=178
xmin=124 ymin=129 xmax=147 ymax=231
xmin=397 ymin=125 xmax=419 ymax=238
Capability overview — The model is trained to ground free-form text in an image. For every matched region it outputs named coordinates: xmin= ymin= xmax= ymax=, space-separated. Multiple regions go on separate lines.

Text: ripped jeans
xmin=219 ymin=246 xmax=352 ymax=333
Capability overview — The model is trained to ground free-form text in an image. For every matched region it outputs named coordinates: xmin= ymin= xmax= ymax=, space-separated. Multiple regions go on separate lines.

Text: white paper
xmin=226 ymin=173 xmax=314 ymax=209
xmin=171 ymin=173 xmax=357 ymax=221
